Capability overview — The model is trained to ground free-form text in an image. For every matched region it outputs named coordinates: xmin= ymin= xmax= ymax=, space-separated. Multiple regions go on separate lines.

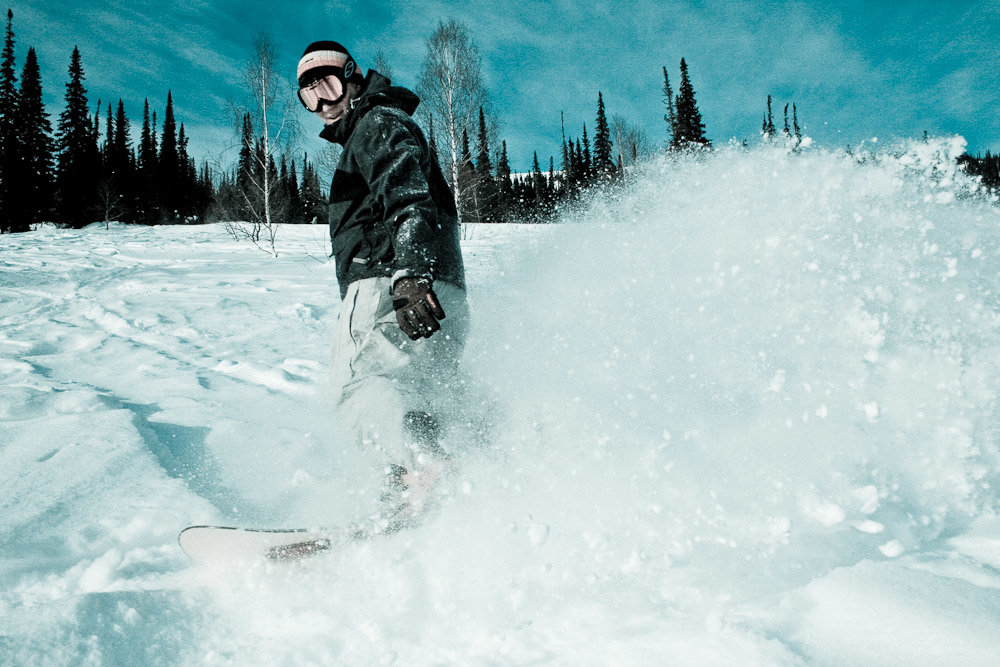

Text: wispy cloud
xmin=6 ymin=0 xmax=998 ymax=169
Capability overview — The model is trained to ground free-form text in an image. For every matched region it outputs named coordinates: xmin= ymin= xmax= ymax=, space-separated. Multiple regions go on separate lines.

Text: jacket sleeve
xmin=351 ymin=108 xmax=442 ymax=285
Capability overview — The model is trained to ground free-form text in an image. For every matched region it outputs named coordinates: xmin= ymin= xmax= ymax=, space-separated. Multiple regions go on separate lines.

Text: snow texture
xmin=2 ymin=137 xmax=1000 ymax=664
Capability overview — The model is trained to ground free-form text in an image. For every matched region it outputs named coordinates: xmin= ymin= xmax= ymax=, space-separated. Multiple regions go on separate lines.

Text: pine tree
xmin=574 ymin=138 xmax=584 ymax=189
xmin=102 ymin=102 xmax=113 ymax=160
xmin=782 ymin=103 xmax=790 ymax=138
xmin=495 ymin=140 xmax=512 ymax=223
xmin=593 ymin=92 xmax=614 ymax=182
xmin=299 ymin=153 xmax=327 ymax=224
xmin=574 ymin=138 xmax=585 ymax=194
xmin=96 ymin=100 xmax=126 ymax=223
xmin=235 ymin=112 xmax=256 ymax=221
xmin=0 ymin=10 xmax=16 ymax=124
xmin=581 ymin=126 xmax=592 ymax=185
xmin=151 ymin=111 xmax=158 ymax=156
xmin=0 ymin=9 xmax=17 ymax=231
xmin=531 ymin=151 xmax=544 ymax=212
xmin=662 ymin=65 xmax=677 ymax=148
xmin=458 ymin=128 xmax=478 ymax=223
xmin=792 ymin=103 xmax=802 ymax=143
xmin=177 ymin=123 xmax=194 ymax=220
xmin=762 ymin=94 xmax=776 ymax=140
xmin=157 ymin=91 xmax=179 ymax=221
xmin=286 ymin=158 xmax=303 ymax=223
xmin=236 ymin=113 xmax=254 ymax=190
xmin=560 ymin=111 xmax=570 ymax=177
xmin=673 ymin=58 xmax=709 ymax=148
xmin=547 ymin=155 xmax=557 ymax=217
xmin=136 ymin=99 xmax=157 ymax=223
xmin=138 ymin=100 xmax=154 ymax=173
xmin=55 ymin=46 xmax=101 ymax=227
xmin=475 ymin=106 xmax=497 ymax=223
xmin=13 ymin=47 xmax=52 ymax=230
xmin=266 ymin=152 xmax=282 ymax=223
xmin=109 ymin=99 xmax=133 ymax=220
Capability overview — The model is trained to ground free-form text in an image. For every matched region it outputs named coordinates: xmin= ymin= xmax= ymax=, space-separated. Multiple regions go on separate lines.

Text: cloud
xmin=7 ymin=0 xmax=997 ymax=172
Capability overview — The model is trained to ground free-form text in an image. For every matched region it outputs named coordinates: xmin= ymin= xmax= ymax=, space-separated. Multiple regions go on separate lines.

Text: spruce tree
xmin=136 ymin=99 xmax=157 ymax=222
xmin=266 ymin=152 xmax=282 ymax=224
xmin=299 ymin=153 xmax=326 ymax=224
xmin=0 ymin=10 xmax=16 ymax=126
xmin=792 ymin=104 xmax=802 ymax=143
xmin=236 ymin=113 xmax=254 ymax=190
xmin=574 ymin=138 xmax=584 ymax=190
xmin=593 ymin=92 xmax=614 ymax=182
xmin=547 ymin=156 xmax=557 ymax=217
xmin=782 ymin=103 xmax=790 ymax=138
xmin=235 ymin=112 xmax=256 ymax=220
xmin=662 ymin=65 xmax=676 ymax=148
xmin=566 ymin=138 xmax=578 ymax=194
xmin=495 ymin=140 xmax=512 ymax=223
xmin=531 ymin=151 xmax=544 ymax=214
xmin=286 ymin=158 xmax=303 ymax=223
xmin=458 ymin=128 xmax=478 ymax=223
xmin=96 ymin=100 xmax=124 ymax=222
xmin=581 ymin=126 xmax=592 ymax=185
xmin=151 ymin=111 xmax=158 ymax=158
xmin=100 ymin=102 xmax=111 ymax=157
xmin=673 ymin=58 xmax=708 ymax=148
xmin=55 ymin=46 xmax=100 ymax=227
xmin=14 ymin=47 xmax=53 ymax=230
xmin=110 ymin=99 xmax=133 ymax=219
xmin=0 ymin=9 xmax=17 ymax=231
xmin=137 ymin=100 xmax=154 ymax=173
xmin=177 ymin=123 xmax=194 ymax=220
xmin=475 ymin=107 xmax=497 ymax=223
xmin=762 ymin=95 xmax=775 ymax=140
xmin=158 ymin=91 xmax=179 ymax=221
xmin=560 ymin=111 xmax=569 ymax=173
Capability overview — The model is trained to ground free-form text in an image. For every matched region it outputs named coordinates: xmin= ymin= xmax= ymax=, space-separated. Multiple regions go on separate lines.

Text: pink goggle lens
xmin=299 ymin=75 xmax=344 ymax=111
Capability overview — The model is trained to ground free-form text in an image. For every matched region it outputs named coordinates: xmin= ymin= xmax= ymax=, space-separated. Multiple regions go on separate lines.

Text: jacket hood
xmin=319 ymin=70 xmax=420 ymax=145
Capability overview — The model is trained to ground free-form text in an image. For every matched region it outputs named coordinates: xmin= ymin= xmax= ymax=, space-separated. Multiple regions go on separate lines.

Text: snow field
xmin=2 ymin=137 xmax=1000 ymax=664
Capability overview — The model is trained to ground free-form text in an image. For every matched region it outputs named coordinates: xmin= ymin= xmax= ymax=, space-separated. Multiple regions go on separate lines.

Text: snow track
xmin=4 ymin=140 xmax=1000 ymax=664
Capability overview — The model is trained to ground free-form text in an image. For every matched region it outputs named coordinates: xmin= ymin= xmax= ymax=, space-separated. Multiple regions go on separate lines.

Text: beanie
xmin=297 ymin=41 xmax=365 ymax=88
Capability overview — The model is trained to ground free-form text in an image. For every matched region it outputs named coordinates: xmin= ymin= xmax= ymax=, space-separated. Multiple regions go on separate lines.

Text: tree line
xmin=959 ymin=152 xmax=1000 ymax=192
xmin=1 ymin=10 xmax=997 ymax=235
xmin=414 ymin=21 xmax=755 ymax=225
xmin=0 ymin=10 xmax=330 ymax=234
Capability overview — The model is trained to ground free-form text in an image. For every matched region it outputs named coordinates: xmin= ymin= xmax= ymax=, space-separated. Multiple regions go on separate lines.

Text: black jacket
xmin=320 ymin=71 xmax=465 ymax=299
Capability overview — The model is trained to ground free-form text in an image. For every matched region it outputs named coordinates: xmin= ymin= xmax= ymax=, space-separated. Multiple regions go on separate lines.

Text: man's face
xmin=299 ymin=73 xmax=352 ymax=126
xmin=314 ymin=93 xmax=351 ymax=126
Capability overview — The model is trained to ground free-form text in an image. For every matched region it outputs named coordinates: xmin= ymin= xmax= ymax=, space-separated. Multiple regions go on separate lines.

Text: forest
xmin=0 ymin=10 xmax=996 ymax=236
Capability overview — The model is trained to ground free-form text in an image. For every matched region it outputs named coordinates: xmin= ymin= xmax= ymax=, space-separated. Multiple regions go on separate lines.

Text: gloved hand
xmin=392 ymin=277 xmax=446 ymax=340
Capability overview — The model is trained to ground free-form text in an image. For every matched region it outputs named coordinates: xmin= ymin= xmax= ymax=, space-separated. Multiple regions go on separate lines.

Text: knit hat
xmin=296 ymin=41 xmax=364 ymax=88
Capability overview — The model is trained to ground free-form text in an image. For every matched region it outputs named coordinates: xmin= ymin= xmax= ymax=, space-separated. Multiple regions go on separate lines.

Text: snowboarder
xmin=297 ymin=41 xmax=468 ymax=531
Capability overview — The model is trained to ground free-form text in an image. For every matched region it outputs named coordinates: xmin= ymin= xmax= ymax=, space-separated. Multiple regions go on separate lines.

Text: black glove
xmin=392 ymin=277 xmax=446 ymax=340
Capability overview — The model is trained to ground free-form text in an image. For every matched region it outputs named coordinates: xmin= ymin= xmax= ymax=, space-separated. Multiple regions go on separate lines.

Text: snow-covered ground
xmin=3 ymin=138 xmax=1000 ymax=665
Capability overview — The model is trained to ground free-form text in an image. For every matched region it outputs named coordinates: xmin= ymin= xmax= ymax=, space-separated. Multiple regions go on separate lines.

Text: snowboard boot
xmin=375 ymin=412 xmax=452 ymax=534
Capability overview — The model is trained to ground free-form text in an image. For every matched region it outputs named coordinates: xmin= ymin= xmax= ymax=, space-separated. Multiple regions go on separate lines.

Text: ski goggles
xmin=298 ymin=74 xmax=345 ymax=112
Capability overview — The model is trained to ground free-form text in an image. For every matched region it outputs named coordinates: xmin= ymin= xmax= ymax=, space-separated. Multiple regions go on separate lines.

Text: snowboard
xmin=179 ymin=525 xmax=352 ymax=565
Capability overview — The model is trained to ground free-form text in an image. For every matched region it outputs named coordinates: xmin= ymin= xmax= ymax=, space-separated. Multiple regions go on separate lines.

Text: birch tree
xmin=610 ymin=114 xmax=651 ymax=170
xmin=417 ymin=20 xmax=490 ymax=223
xmin=227 ymin=32 xmax=298 ymax=256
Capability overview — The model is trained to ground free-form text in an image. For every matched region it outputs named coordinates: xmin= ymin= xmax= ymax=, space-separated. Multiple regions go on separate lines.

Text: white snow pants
xmin=330 ymin=277 xmax=469 ymax=470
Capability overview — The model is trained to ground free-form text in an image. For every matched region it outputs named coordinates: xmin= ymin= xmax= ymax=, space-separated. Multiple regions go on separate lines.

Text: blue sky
xmin=7 ymin=0 xmax=1000 ymax=176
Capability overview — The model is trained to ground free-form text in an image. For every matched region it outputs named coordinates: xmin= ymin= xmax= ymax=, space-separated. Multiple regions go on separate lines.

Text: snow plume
xmin=465 ymin=136 xmax=1000 ymax=582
